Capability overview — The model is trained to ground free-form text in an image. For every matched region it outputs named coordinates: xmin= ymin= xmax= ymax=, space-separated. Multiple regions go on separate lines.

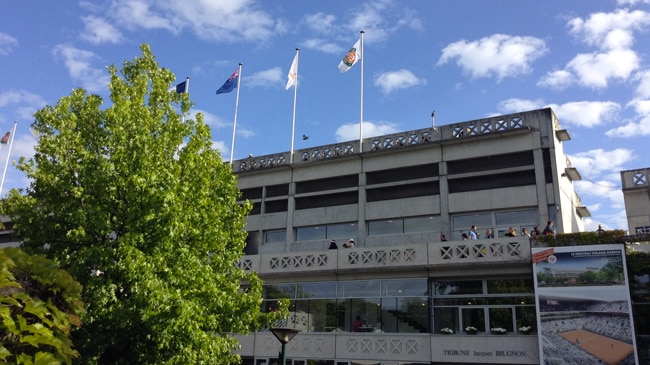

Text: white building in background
xmin=621 ymin=168 xmax=650 ymax=255
xmin=232 ymin=108 xmax=595 ymax=365
xmin=621 ymin=168 xmax=650 ymax=236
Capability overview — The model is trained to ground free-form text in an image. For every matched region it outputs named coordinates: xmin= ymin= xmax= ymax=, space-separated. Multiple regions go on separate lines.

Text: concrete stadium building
xmin=232 ymin=108 xmax=603 ymax=365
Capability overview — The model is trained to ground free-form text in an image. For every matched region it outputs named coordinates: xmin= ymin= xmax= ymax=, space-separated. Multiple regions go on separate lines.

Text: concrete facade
xmin=233 ymin=108 xmax=592 ymax=364
xmin=621 ymin=167 xmax=650 ymax=236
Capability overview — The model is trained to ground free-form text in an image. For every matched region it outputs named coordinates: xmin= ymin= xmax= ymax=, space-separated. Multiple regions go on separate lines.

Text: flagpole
xmin=359 ymin=30 xmax=365 ymax=153
xmin=289 ymin=48 xmax=299 ymax=164
xmin=0 ymin=121 xmax=18 ymax=195
xmin=230 ymin=63 xmax=243 ymax=167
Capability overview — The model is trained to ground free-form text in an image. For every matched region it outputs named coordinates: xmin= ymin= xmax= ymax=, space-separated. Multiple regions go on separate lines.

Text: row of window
xmin=262 ymin=278 xmax=536 ymax=335
xmin=261 ymin=208 xmax=544 ymax=244
xmin=240 ymin=150 xmax=552 ymax=215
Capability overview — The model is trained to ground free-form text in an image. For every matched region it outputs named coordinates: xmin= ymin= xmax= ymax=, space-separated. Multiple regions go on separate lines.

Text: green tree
xmin=1 ymin=44 xmax=286 ymax=364
xmin=0 ymin=247 xmax=84 ymax=364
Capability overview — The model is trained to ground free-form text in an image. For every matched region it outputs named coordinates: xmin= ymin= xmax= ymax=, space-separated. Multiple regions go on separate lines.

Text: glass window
xmin=487 ymin=279 xmax=534 ymax=294
xmin=398 ymin=297 xmax=429 ymax=333
xmin=327 ymin=223 xmax=357 ymax=239
xmin=404 ymin=216 xmax=438 ymax=233
xmin=434 ymin=307 xmax=459 ymax=334
xmin=264 ymin=229 xmax=286 ymax=243
xmin=495 ymin=209 xmax=537 ymax=226
xmin=264 ymin=283 xmax=296 ymax=299
xmin=349 ymin=298 xmax=381 ymax=332
xmin=368 ymin=219 xmax=403 ymax=236
xmin=462 ymin=308 xmax=485 ymax=332
xmin=291 ymin=300 xmax=311 ymax=330
xmin=338 ymin=280 xmax=380 ymax=298
xmin=297 ymin=282 xmax=337 ymax=299
xmin=489 ymin=307 xmax=514 ymax=332
xmin=291 ymin=299 xmax=338 ymax=332
xmin=296 ymin=226 xmax=326 ymax=241
xmin=453 ymin=213 xmax=492 ymax=228
xmin=434 ymin=280 xmax=483 ymax=295
xmin=516 ymin=306 xmax=537 ymax=333
xmin=382 ymin=278 xmax=428 ymax=296
xmin=488 ymin=296 xmax=534 ymax=305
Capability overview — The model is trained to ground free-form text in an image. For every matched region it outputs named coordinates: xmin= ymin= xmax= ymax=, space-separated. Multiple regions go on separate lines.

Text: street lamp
xmin=270 ymin=327 xmax=300 ymax=365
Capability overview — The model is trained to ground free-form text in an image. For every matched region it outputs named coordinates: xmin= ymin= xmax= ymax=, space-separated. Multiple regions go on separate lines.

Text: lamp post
xmin=270 ymin=327 xmax=300 ymax=365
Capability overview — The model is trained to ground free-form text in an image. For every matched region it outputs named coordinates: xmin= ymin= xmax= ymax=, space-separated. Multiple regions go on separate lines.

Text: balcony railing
xmin=237 ymin=237 xmax=532 ymax=275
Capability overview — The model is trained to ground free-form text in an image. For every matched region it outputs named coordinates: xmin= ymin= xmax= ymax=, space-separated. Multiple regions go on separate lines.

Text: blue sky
xmin=2 ymin=0 xmax=650 ymax=232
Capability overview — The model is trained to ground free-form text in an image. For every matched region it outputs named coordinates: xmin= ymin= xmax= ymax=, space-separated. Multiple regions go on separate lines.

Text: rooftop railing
xmin=233 ymin=110 xmax=536 ymax=173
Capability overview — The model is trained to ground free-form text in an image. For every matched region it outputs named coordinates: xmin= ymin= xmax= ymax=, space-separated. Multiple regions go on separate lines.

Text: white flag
xmin=286 ymin=53 xmax=298 ymax=90
xmin=338 ymin=38 xmax=362 ymax=73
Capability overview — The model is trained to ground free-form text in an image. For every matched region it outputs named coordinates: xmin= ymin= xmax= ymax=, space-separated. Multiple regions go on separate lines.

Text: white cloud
xmin=496 ymin=99 xmax=619 ymax=128
xmin=497 ymin=98 xmax=545 ymax=114
xmin=108 ymin=0 xmax=278 ymax=43
xmin=302 ymin=38 xmax=343 ymax=54
xmin=568 ymin=9 xmax=650 ymax=50
xmin=543 ymin=9 xmax=649 ymax=90
xmin=617 ymin=0 xmax=650 ymax=4
xmin=634 ymin=70 xmax=650 ymax=98
xmin=583 ymin=209 xmax=628 ymax=231
xmin=335 ymin=121 xmax=399 ymax=142
xmin=605 ymin=99 xmax=650 ymax=137
xmin=569 ymin=148 xmax=635 ymax=179
xmin=0 ymin=91 xmax=47 ymax=121
xmin=374 ymin=69 xmax=426 ymax=94
xmin=245 ymin=67 xmax=283 ymax=88
xmin=212 ymin=140 xmax=229 ymax=157
xmin=0 ymin=91 xmax=45 ymax=109
xmin=303 ymin=12 xmax=337 ymax=34
xmin=537 ymin=70 xmax=576 ymax=90
xmin=342 ymin=1 xmax=422 ymax=44
xmin=570 ymin=151 xmax=627 ymax=227
xmin=0 ymin=32 xmax=18 ymax=55
xmin=548 ymin=101 xmax=620 ymax=128
xmin=566 ymin=49 xmax=639 ymax=89
xmin=52 ymin=44 xmax=110 ymax=93
xmin=574 ymin=179 xmax=625 ymax=216
xmin=346 ymin=2 xmax=391 ymax=43
xmin=189 ymin=109 xmax=230 ymax=129
xmin=80 ymin=16 xmax=123 ymax=45
xmin=110 ymin=0 xmax=176 ymax=32
xmin=437 ymin=34 xmax=548 ymax=81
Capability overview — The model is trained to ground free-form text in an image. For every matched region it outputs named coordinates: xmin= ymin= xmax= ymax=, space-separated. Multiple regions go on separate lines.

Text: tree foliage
xmin=1 ymin=44 xmax=286 ymax=364
xmin=0 ymin=247 xmax=84 ymax=364
xmin=530 ymin=229 xmax=628 ymax=247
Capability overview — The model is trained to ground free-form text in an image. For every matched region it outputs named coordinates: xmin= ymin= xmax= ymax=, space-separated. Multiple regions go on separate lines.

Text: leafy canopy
xmin=2 ymin=44 xmax=286 ymax=364
xmin=0 ymin=247 xmax=84 ymax=365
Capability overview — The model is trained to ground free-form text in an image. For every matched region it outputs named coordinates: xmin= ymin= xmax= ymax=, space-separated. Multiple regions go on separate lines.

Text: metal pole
xmin=0 ymin=121 xmax=18 ymax=195
xmin=229 ymin=63 xmax=243 ymax=167
xmin=281 ymin=343 xmax=286 ymax=365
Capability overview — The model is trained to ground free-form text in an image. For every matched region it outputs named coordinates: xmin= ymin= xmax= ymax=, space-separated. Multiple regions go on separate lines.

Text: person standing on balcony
xmin=542 ymin=220 xmax=554 ymax=235
xmin=343 ymin=238 xmax=355 ymax=248
xmin=531 ymin=226 xmax=542 ymax=236
xmin=505 ymin=227 xmax=517 ymax=237
xmin=484 ymin=229 xmax=494 ymax=239
xmin=468 ymin=225 xmax=479 ymax=240
xmin=328 ymin=240 xmax=338 ymax=249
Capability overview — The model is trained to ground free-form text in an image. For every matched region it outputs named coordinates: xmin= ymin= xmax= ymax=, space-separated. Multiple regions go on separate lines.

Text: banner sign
xmin=532 ymin=244 xmax=638 ymax=365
